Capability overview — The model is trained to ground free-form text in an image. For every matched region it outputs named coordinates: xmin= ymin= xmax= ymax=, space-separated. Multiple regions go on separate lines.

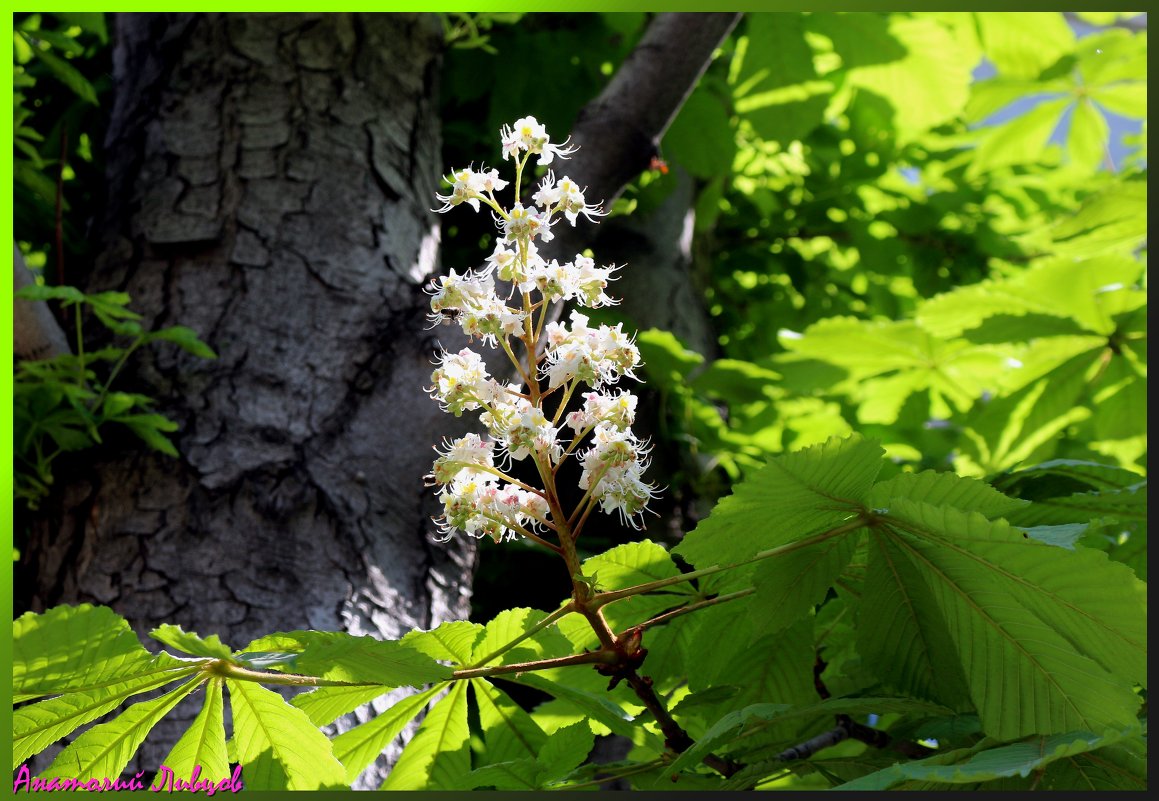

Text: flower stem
xmin=630 ymin=588 xmax=755 ymax=634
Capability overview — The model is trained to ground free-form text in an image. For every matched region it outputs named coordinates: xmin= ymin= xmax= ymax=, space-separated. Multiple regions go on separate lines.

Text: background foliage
xmin=12 ymin=10 xmax=1147 ymax=792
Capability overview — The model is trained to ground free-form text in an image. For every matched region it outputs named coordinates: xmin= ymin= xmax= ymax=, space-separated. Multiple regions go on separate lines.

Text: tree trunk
xmin=18 ymin=12 xmax=474 ymax=786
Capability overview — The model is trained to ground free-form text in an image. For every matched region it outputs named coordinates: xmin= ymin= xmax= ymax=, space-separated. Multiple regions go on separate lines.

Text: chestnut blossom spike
xmin=427 ymin=114 xmax=658 ymax=542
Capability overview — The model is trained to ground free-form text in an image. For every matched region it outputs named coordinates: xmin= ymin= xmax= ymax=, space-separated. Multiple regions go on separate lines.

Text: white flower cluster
xmin=427 ymin=116 xmax=657 ymax=543
xmin=500 ymin=115 xmax=578 ymax=165
xmin=431 ymin=433 xmax=550 ymax=542
xmin=543 ymin=310 xmax=640 ymax=390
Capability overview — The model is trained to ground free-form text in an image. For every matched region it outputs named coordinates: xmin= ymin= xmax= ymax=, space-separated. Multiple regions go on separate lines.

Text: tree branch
xmin=545 ymin=12 xmax=742 ymax=263
xmin=775 ymin=654 xmax=936 ymax=764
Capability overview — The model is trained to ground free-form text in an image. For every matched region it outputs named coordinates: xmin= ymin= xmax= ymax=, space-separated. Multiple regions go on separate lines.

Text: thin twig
xmin=631 ymin=588 xmax=755 ymax=634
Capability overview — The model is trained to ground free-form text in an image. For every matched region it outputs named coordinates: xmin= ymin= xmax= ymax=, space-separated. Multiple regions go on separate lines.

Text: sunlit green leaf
xmin=13 ymin=604 xmax=190 ymax=702
xmin=974 ymin=12 xmax=1074 ymax=79
xmin=379 ymin=682 xmax=471 ymax=789
xmin=471 ymin=679 xmax=546 ymax=764
xmin=226 ymin=680 xmax=348 ymax=790
xmin=40 ymin=676 xmax=203 ymax=781
xmin=872 ymin=500 xmax=1143 ymax=738
xmin=162 ymin=676 xmax=229 ymax=784
xmin=331 ymin=685 xmax=443 ymax=784
xmin=238 ymin=629 xmax=450 ymax=686
xmin=150 ymin=624 xmax=232 ymax=660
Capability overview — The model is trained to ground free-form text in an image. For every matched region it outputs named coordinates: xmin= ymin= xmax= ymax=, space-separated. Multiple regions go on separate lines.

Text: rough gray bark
xmin=19 ymin=12 xmax=472 ymax=787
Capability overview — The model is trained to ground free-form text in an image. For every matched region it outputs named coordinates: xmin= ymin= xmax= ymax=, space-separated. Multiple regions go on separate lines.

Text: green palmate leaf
xmin=150 ymin=624 xmax=232 ymax=660
xmin=22 ymin=35 xmax=99 ymax=105
xmin=536 ymin=720 xmax=595 ymax=786
xmin=1091 ymin=82 xmax=1146 ymax=119
xmin=471 ymin=679 xmax=546 ymax=763
xmin=836 ymin=724 xmax=1141 ymax=790
xmin=15 ymin=284 xmax=87 ymax=305
xmin=583 ymin=539 xmax=684 ymax=593
xmin=965 ymin=77 xmax=1055 ymax=123
xmin=812 ymin=13 xmax=975 ymax=141
xmin=291 ymin=685 xmax=391 ymax=727
xmin=636 ymin=328 xmax=705 ymax=386
xmin=733 ymin=13 xmax=829 ymax=144
xmin=777 ymin=318 xmax=1010 ymax=422
xmin=508 ymin=673 xmax=637 ymax=738
xmin=957 ymin=347 xmax=1098 ymax=474
xmin=239 ymin=630 xmax=450 ymax=686
xmin=866 ymin=470 xmax=1028 ymax=520
xmin=691 ymin=358 xmax=782 ymax=404
xmin=226 ymin=680 xmax=347 ymax=790
xmin=40 ymin=676 xmax=203 ymax=781
xmin=657 ymin=703 xmax=790 ymax=787
xmin=162 ymin=676 xmax=229 ymax=784
xmin=974 ymin=11 xmax=1074 ymax=79
xmin=1067 ymin=99 xmax=1110 ymax=172
xmin=1032 ymin=732 xmax=1147 ymax=790
xmin=874 ymin=500 xmax=1143 ymax=738
xmin=14 ymin=604 xmax=191 ymax=702
xmin=1075 ymin=27 xmax=1146 ymax=89
xmin=13 ymin=668 xmax=202 ymax=768
xmin=19 ymin=26 xmax=86 ymax=56
xmin=1004 ymin=483 xmax=1146 ymax=528
xmin=917 ymin=254 xmax=1143 ymax=340
xmin=749 ymin=531 xmax=858 ymax=637
xmin=83 ymin=290 xmax=139 ymax=320
xmin=101 ymin=392 xmax=138 ymax=419
xmin=688 ymin=613 xmax=816 ymax=722
xmin=1044 ymin=174 xmax=1147 ymax=257
xmin=860 ymin=532 xmax=975 ymax=711
xmin=639 ymin=604 xmax=701 ymax=687
xmin=331 ymin=685 xmax=443 ymax=784
xmin=380 ymin=682 xmax=471 ymax=790
xmin=1087 ymin=357 xmax=1146 ymax=448
xmin=401 ymin=620 xmax=483 ymax=666
xmin=664 ymin=86 xmax=736 ymax=179
xmin=1003 ymin=482 xmax=1146 ymax=579
xmin=470 ymin=607 xmax=573 ymax=667
xmin=967 ymin=97 xmax=1070 ymax=179
xmin=144 ymin=326 xmax=218 ymax=359
xmin=119 ymin=415 xmax=179 ymax=457
xmin=14 ymin=159 xmax=61 ymax=205
xmin=995 ymin=458 xmax=1146 ymax=495
xmin=14 ymin=606 xmax=122 ymax=700
xmin=674 ymin=434 xmax=882 ymax=571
